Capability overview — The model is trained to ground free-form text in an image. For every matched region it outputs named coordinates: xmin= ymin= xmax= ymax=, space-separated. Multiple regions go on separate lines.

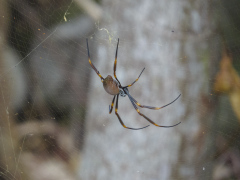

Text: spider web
xmin=1 ymin=0 xmax=240 ymax=179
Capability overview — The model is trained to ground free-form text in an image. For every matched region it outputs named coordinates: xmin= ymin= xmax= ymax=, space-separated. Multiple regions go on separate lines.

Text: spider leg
xmin=86 ymin=39 xmax=104 ymax=82
xmin=113 ymin=38 xmax=122 ymax=86
xmin=115 ymin=95 xmax=150 ymax=130
xmin=109 ymin=95 xmax=116 ymax=114
xmin=128 ymin=93 xmax=181 ymax=110
xmin=124 ymin=68 xmax=145 ymax=88
xmin=125 ymin=91 xmax=181 ymax=128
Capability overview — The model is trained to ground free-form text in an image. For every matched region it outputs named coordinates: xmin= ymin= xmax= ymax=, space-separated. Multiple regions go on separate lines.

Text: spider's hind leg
xmin=113 ymin=38 xmax=121 ymax=85
xmin=86 ymin=39 xmax=104 ymax=82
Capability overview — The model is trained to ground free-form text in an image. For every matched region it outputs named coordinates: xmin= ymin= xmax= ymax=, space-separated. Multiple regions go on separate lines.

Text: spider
xmin=86 ymin=38 xmax=181 ymax=130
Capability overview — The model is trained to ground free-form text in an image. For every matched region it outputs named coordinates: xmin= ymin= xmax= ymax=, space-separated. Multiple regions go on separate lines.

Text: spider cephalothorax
xmin=86 ymin=38 xmax=181 ymax=130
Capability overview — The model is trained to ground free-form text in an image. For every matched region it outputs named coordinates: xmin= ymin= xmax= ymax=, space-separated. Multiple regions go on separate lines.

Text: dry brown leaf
xmin=214 ymin=49 xmax=240 ymax=121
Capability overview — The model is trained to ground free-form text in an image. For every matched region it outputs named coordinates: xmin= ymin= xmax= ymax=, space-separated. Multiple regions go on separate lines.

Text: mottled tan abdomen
xmin=103 ymin=75 xmax=120 ymax=95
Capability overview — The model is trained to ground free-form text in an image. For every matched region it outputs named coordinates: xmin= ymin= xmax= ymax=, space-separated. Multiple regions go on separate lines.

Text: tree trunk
xmin=79 ymin=0 xmax=218 ymax=179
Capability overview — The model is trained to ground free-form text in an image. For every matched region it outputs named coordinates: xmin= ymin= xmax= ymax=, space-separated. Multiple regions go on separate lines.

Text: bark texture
xmin=80 ymin=0 xmax=218 ymax=179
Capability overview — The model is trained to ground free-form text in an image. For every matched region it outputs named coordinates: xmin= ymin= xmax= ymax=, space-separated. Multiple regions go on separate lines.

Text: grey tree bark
xmin=79 ymin=0 xmax=218 ymax=179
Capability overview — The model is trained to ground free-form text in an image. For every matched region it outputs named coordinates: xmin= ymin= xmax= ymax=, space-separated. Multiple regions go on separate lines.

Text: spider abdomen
xmin=103 ymin=75 xmax=120 ymax=95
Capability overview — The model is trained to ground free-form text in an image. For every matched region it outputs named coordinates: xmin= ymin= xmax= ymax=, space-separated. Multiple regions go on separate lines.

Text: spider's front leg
xmin=128 ymin=93 xmax=181 ymax=110
xmin=124 ymin=89 xmax=181 ymax=128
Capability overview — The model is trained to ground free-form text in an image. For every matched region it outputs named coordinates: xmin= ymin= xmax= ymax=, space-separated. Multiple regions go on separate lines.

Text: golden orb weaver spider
xmin=86 ymin=38 xmax=181 ymax=130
